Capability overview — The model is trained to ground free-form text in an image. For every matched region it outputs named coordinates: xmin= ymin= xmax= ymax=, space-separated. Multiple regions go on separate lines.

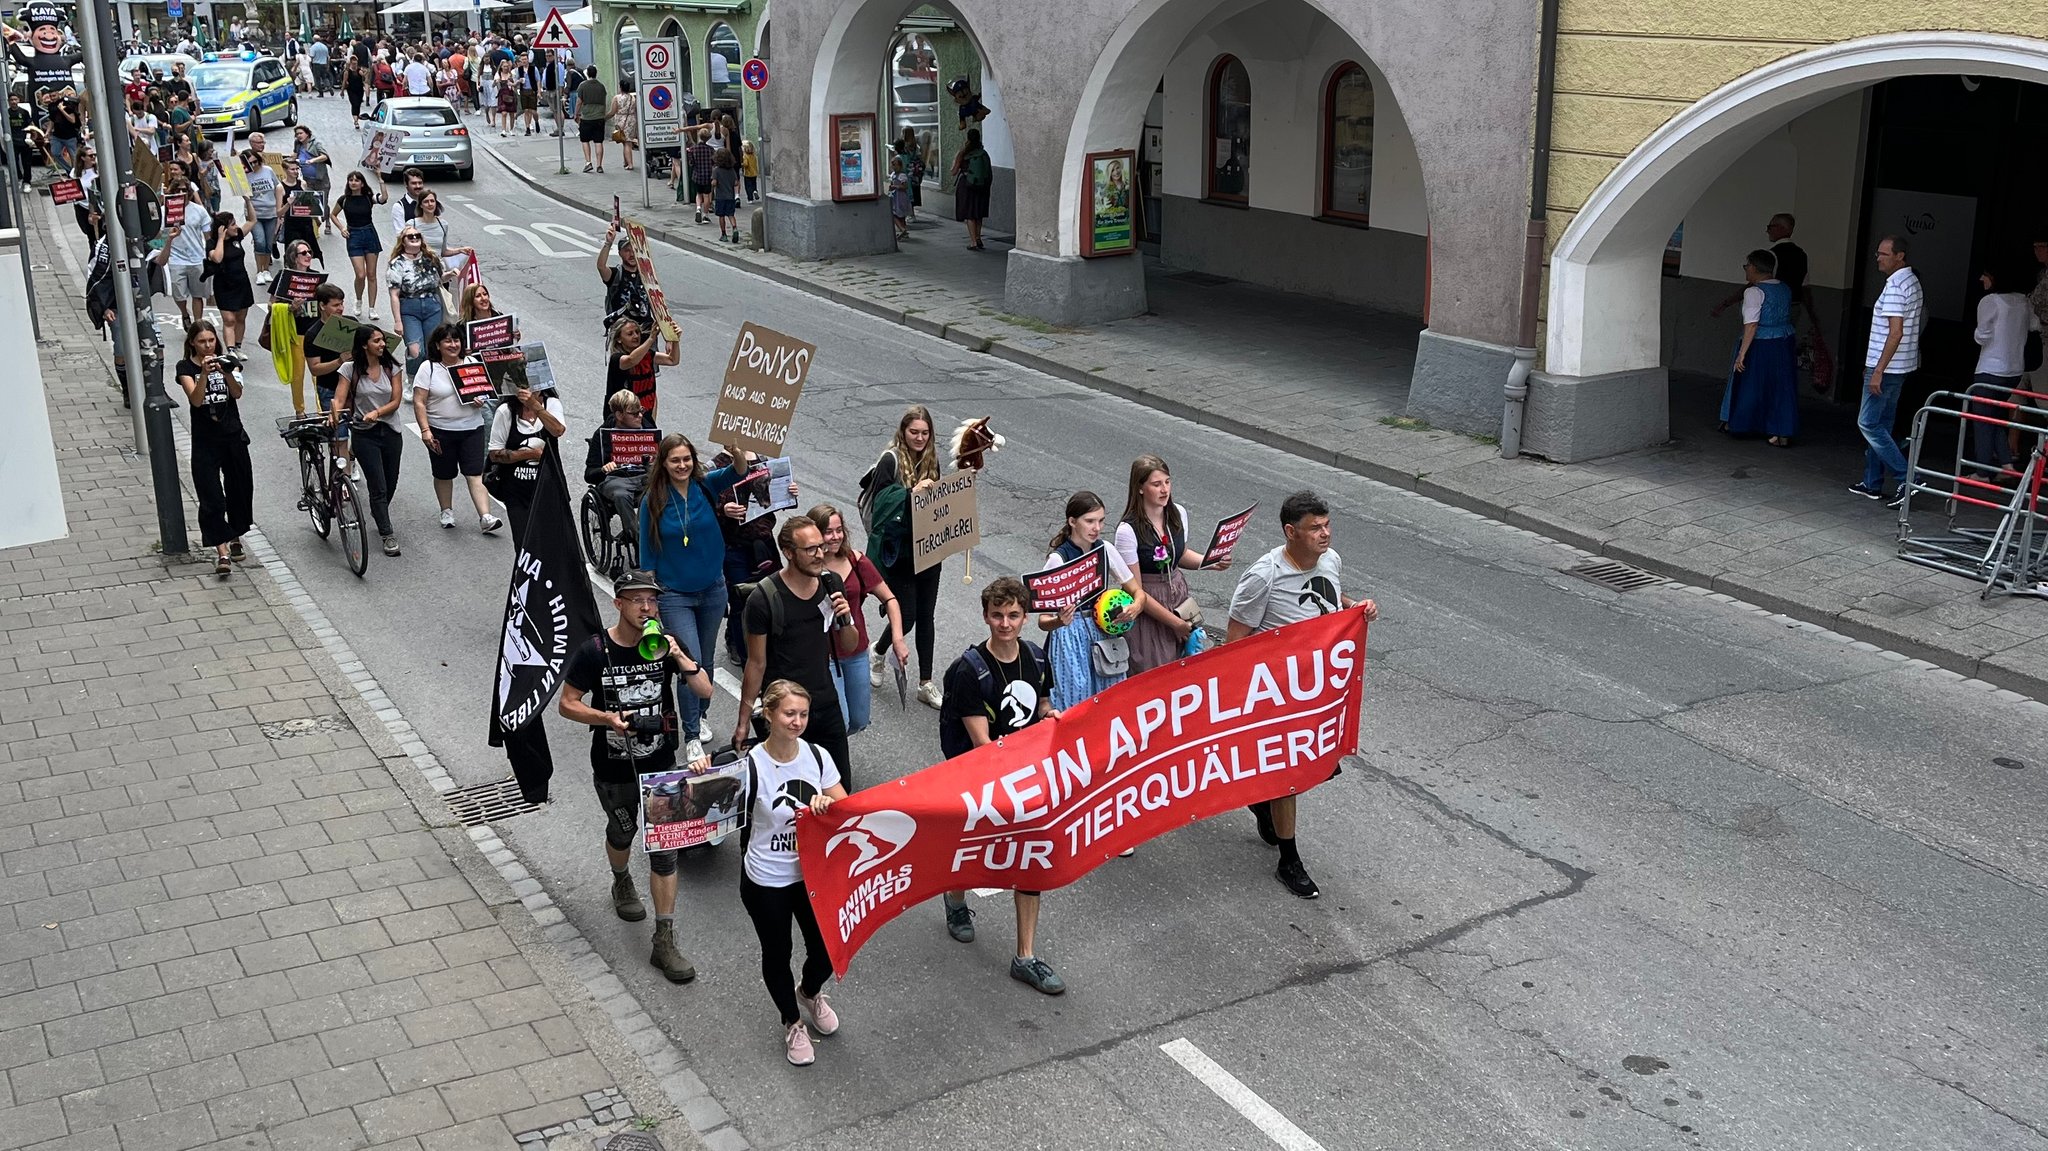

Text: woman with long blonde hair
xmin=384 ymin=224 xmax=446 ymax=374
xmin=863 ymin=405 xmax=945 ymax=707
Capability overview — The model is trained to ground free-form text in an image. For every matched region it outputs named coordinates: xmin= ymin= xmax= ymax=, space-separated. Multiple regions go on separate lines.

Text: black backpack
xmin=938 ymin=642 xmax=1047 ymax=760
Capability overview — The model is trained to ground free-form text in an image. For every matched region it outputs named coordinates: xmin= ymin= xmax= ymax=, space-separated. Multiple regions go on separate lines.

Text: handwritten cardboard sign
xmin=710 ymin=322 xmax=815 ymax=458
xmin=464 ymin=314 xmax=516 ymax=352
xmin=620 ymin=216 xmax=680 ymax=342
xmin=361 ymin=127 xmax=403 ymax=174
xmin=452 ymin=362 xmax=494 ymax=403
xmin=49 ymin=178 xmax=84 ymax=206
xmin=602 ymin=428 xmax=660 ymax=469
xmin=1024 ymin=548 xmax=1107 ymax=613
xmin=909 ymin=468 xmax=979 ymax=573
xmin=1201 ymin=504 xmax=1257 ymax=568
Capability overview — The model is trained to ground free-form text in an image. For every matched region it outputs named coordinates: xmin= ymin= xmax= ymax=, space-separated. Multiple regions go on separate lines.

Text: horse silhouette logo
xmin=825 ymin=810 xmax=917 ymax=879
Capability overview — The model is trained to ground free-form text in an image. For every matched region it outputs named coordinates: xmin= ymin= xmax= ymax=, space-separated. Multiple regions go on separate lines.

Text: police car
xmin=188 ymin=53 xmax=297 ymax=135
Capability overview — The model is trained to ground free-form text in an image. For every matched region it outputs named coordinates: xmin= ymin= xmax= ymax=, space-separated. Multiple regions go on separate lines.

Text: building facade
xmin=589 ymin=0 xmax=764 ymax=144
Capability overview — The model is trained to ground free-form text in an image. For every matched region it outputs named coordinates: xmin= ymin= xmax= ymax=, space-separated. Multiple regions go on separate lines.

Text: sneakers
xmin=797 ymin=988 xmax=839 ymax=1035
xmin=255 ymin=269 xmax=273 ymax=285
xmin=228 ymin=542 xmax=247 ymax=563
xmin=1250 ymin=801 xmax=1279 ymax=846
xmin=381 ymin=535 xmax=401 ymax=557
xmin=1010 ymin=956 xmax=1067 ymax=996
xmin=1885 ymin=488 xmax=1908 ymax=510
xmin=1277 ymin=857 xmax=1321 ymax=899
xmin=943 ymin=898 xmax=975 ymax=943
xmin=784 ymin=1020 xmax=815 ymax=1066
xmin=1848 ymin=483 xmax=1885 ymax=500
xmin=917 ymin=680 xmax=943 ymax=710
xmin=439 ymin=508 xmax=456 ymax=529
xmin=870 ymin=658 xmax=884 ymax=689
xmin=610 ymin=871 xmax=646 ymax=921
xmin=480 ymin=513 xmax=503 ymax=534
xmin=649 ymin=921 xmax=696 ymax=983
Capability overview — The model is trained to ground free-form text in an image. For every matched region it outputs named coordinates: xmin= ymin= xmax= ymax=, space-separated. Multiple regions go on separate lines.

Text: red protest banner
xmin=1024 ymin=549 xmax=1106 ymax=613
xmin=452 ymin=362 xmax=494 ymax=403
xmin=1200 ymin=504 xmax=1257 ymax=568
xmin=795 ymin=606 xmax=1368 ymax=972
xmin=49 ymin=178 xmax=84 ymax=206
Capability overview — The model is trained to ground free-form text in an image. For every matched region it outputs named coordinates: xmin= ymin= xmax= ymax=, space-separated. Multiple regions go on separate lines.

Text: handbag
xmin=1090 ymin=634 xmax=1130 ymax=679
xmin=1172 ymin=596 xmax=1204 ymax=631
xmin=611 ymin=127 xmax=625 ymax=143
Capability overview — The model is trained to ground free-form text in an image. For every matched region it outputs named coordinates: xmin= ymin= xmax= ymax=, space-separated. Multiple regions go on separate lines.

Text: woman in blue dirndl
xmin=1725 ymin=248 xmax=1800 ymax=446
xmin=1039 ymin=492 xmax=1148 ymax=712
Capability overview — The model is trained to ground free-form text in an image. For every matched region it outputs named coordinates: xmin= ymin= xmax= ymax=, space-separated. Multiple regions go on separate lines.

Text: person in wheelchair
xmin=585 ymin=390 xmax=653 ymax=550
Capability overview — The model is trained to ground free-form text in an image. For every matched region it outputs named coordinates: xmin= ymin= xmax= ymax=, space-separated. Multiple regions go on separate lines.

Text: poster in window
xmin=830 ymin=112 xmax=878 ymax=201
xmin=1082 ymin=149 xmax=1136 ymax=258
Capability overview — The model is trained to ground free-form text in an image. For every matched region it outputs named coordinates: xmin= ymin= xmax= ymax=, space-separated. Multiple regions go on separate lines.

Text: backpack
xmin=963 ymin=147 xmax=991 ymax=188
xmin=938 ymin=642 xmax=1047 ymax=760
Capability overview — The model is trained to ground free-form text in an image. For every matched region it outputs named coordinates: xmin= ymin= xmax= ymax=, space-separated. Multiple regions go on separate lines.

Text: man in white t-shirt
xmin=1225 ymin=491 xmax=1378 ymax=900
xmin=403 ymin=53 xmax=432 ymax=96
xmin=1852 ymin=234 xmax=1923 ymax=506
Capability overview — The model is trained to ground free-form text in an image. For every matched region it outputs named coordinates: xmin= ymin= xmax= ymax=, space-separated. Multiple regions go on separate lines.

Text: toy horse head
xmin=950 ymin=417 xmax=1004 ymax=472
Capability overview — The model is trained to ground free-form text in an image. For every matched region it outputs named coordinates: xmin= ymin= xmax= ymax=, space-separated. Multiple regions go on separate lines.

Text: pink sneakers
xmin=797 ymin=988 xmax=839 ymax=1036
xmin=785 ymin=1020 xmax=815 ymax=1066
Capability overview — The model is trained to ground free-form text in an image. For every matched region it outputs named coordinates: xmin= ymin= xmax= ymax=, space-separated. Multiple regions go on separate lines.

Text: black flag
xmin=488 ymin=443 xmax=601 ymax=803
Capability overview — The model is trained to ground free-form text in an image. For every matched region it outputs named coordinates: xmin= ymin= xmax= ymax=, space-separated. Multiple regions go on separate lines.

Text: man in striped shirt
xmin=1851 ymin=235 xmax=1923 ymax=506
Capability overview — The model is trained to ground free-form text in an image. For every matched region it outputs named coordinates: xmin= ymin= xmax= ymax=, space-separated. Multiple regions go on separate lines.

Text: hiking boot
xmin=610 ymin=871 xmax=646 ymax=922
xmin=943 ymin=898 xmax=975 ymax=943
xmin=649 ymin=921 xmax=696 ymax=983
xmin=797 ymin=987 xmax=839 ymax=1035
xmin=784 ymin=1020 xmax=815 ymax=1066
xmin=1010 ymin=955 xmax=1066 ymax=995
xmin=1277 ymin=857 xmax=1321 ymax=899
xmin=1250 ymin=801 xmax=1278 ymax=846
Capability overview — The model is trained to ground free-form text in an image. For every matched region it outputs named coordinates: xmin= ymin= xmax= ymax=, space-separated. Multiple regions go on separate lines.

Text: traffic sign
xmin=637 ymin=37 xmax=683 ymax=150
xmin=647 ymin=84 xmax=673 ymax=112
xmin=742 ymin=57 xmax=768 ymax=91
xmin=643 ymin=43 xmax=669 ymax=72
xmin=532 ymin=7 xmax=578 ymax=50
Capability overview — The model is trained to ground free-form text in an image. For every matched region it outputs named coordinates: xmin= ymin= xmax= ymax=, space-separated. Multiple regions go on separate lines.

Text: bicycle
xmin=278 ymin=415 xmax=370 ymax=576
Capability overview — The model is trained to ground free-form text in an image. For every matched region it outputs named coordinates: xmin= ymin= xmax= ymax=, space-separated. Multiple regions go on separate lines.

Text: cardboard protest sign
xmin=452 ymin=362 xmax=495 ymax=403
xmin=1025 ymin=549 xmax=1107 ymax=613
xmin=620 ymin=216 xmax=680 ymax=342
xmin=601 ymin=427 xmax=661 ymax=469
xmin=308 ymin=314 xmax=360 ymax=356
xmin=1200 ymin=504 xmax=1257 ymax=568
xmin=464 ymin=314 xmax=516 ymax=352
xmin=49 ymin=178 xmax=83 ymax=206
xmin=909 ymin=469 xmax=979 ymax=574
xmin=361 ymin=128 xmax=403 ymax=174
xmin=710 ymin=323 xmax=815 ymax=458
xmin=797 ymin=605 xmax=1371 ymax=970
xmin=640 ymin=762 xmax=746 ymax=852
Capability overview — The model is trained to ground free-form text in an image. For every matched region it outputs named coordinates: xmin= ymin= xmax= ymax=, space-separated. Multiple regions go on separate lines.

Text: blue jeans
xmin=397 ymin=293 xmax=443 ymax=375
xmin=836 ymin=649 xmax=872 ymax=734
xmin=1859 ymin=368 xmax=1912 ymax=491
xmin=49 ymin=136 xmax=78 ymax=172
xmin=1967 ymin=374 xmax=2021 ymax=472
xmin=658 ymin=583 xmax=724 ymax=742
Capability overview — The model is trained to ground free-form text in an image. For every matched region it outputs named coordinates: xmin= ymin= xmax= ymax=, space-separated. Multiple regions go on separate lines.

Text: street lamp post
xmin=78 ymin=0 xmax=190 ymax=554
xmin=0 ymin=42 xmax=44 ymax=339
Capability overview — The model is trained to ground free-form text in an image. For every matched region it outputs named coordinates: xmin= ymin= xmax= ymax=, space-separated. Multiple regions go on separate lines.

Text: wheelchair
xmin=579 ymin=486 xmax=640 ymax=580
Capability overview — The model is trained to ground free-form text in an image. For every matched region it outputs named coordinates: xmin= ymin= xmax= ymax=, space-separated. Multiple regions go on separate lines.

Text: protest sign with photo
xmin=909 ymin=469 xmax=979 ymax=574
xmin=464 ymin=314 xmax=516 ymax=352
xmin=479 ymin=347 xmax=528 ymax=396
xmin=740 ymin=457 xmax=798 ymax=523
xmin=711 ymin=323 xmax=816 ymax=458
xmin=601 ymin=427 xmax=662 ymax=469
xmin=1201 ymin=504 xmax=1257 ymax=568
xmin=797 ymin=605 xmax=1371 ymax=971
xmin=1025 ymin=548 xmax=1107 ymax=613
xmin=452 ymin=362 xmax=495 ymax=403
xmin=641 ymin=761 xmax=747 ymax=852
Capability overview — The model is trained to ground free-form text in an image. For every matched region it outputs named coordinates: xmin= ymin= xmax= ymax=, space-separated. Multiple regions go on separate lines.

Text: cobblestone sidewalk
xmin=1 ymin=222 xmax=701 ymax=1151
xmin=484 ymin=134 xmax=2048 ymax=700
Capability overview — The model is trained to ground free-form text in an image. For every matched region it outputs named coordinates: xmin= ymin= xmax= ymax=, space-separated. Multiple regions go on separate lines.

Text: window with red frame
xmin=1322 ymin=63 xmax=1373 ymax=223
xmin=1207 ymin=55 xmax=1250 ymax=203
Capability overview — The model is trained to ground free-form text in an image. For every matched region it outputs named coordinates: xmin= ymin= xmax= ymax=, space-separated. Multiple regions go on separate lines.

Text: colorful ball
xmin=1095 ymin=589 xmax=1135 ymax=635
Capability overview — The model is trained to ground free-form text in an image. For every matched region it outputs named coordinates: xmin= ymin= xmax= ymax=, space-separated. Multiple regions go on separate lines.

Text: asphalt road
xmin=51 ymin=93 xmax=2048 ymax=1150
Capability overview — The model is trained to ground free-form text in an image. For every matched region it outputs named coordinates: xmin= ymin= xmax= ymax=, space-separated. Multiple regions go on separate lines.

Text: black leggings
xmin=740 ymin=874 xmax=833 ymax=1026
xmin=874 ymin=555 xmax=942 ymax=680
xmin=351 ymin=422 xmax=403 ymax=536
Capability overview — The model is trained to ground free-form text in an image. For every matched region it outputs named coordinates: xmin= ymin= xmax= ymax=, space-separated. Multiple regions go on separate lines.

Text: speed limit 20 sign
xmin=637 ymin=38 xmax=683 ymax=149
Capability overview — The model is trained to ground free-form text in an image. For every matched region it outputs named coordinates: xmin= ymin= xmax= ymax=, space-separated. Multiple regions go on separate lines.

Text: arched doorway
xmin=614 ymin=17 xmax=641 ymax=89
xmin=709 ymin=21 xmax=744 ymax=131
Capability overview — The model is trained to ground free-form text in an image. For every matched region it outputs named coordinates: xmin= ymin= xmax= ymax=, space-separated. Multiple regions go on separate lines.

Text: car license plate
xmin=413 ymin=154 xmax=446 ymax=164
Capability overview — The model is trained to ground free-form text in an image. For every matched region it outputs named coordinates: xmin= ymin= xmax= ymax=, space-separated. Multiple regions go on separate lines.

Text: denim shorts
xmin=346 ymin=224 xmax=381 ymax=258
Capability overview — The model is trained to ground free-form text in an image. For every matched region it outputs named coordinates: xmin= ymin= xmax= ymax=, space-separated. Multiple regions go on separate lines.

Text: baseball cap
xmin=614 ymin=570 xmax=661 ymax=595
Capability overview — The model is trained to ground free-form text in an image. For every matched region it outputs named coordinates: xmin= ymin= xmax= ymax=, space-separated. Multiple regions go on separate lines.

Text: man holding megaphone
xmin=561 ymin=570 xmax=714 ymax=984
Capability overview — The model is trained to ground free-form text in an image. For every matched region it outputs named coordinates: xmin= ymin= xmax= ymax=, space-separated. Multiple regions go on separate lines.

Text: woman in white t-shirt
xmin=1039 ymin=491 xmax=1147 ymax=712
xmin=739 ymin=680 xmax=848 ymax=1068
xmin=1968 ymin=256 xmax=2044 ymax=472
xmin=410 ymin=324 xmax=503 ymax=535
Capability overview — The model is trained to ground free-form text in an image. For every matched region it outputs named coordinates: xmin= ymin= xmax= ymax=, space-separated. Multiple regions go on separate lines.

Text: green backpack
xmin=963 ymin=147 xmax=991 ymax=189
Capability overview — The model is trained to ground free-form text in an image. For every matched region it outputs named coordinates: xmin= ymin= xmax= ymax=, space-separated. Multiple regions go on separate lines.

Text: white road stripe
xmin=1159 ymin=1039 xmax=1328 ymax=1151
xmin=465 ymin=203 xmax=504 ymax=221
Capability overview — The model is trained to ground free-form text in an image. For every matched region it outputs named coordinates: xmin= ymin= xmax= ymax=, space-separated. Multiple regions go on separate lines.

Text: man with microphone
xmin=734 ymin=516 xmax=861 ymax=787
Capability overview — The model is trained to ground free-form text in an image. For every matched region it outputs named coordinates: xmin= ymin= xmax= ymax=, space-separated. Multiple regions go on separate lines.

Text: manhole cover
xmin=1167 ymin=270 xmax=1231 ymax=287
xmin=596 ymin=1134 xmax=665 ymax=1151
xmin=259 ymin=714 xmax=355 ymax=740
xmin=1563 ymin=559 xmax=1665 ymax=592
xmin=443 ymin=776 xmax=546 ymax=827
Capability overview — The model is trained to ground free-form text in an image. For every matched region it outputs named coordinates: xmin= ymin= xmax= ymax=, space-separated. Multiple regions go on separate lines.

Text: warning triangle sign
xmin=532 ymin=7 xmax=579 ymax=50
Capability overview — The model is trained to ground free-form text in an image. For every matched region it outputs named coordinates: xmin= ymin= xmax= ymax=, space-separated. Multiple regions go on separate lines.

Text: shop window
xmin=1321 ymin=63 xmax=1373 ymax=223
xmin=1207 ymin=55 xmax=1250 ymax=203
xmin=888 ymin=34 xmax=941 ymax=185
xmin=615 ymin=18 xmax=641 ymax=87
xmin=709 ymin=21 xmax=743 ymax=128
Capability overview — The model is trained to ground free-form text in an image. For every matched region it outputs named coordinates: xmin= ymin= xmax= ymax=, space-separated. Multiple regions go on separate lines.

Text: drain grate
xmin=260 ymin=714 xmax=355 ymax=740
xmin=595 ymin=1134 xmax=664 ymax=1151
xmin=1563 ymin=559 xmax=1665 ymax=592
xmin=443 ymin=777 xmax=546 ymax=826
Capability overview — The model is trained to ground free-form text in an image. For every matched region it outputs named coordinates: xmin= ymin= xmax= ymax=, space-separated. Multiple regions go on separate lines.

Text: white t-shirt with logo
xmin=743 ymin=742 xmax=841 ymax=887
xmin=1228 ymin=546 xmax=1344 ymax=633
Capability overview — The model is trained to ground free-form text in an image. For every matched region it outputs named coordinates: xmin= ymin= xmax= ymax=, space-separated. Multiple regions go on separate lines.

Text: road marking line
xmin=465 ymin=203 xmax=504 ymax=221
xmin=1159 ymin=1039 xmax=1328 ymax=1151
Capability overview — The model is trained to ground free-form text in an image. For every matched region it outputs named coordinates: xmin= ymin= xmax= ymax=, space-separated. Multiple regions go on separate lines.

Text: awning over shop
xmin=378 ymin=0 xmax=512 ymax=13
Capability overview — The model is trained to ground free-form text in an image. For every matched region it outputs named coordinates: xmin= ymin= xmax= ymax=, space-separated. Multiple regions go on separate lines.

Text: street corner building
xmin=735 ymin=0 xmax=2048 ymax=462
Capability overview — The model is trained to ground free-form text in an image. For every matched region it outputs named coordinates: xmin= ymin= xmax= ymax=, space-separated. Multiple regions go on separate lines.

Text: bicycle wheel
xmin=335 ymin=478 xmax=370 ymax=577
xmin=299 ymin=443 xmax=332 ymax=538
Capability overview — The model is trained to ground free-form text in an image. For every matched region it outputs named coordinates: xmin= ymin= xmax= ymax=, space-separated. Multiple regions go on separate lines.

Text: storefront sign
xmin=711 ymin=322 xmax=815 ymax=457
xmin=1081 ymin=149 xmax=1136 ymax=257
xmin=909 ymin=468 xmax=978 ymax=574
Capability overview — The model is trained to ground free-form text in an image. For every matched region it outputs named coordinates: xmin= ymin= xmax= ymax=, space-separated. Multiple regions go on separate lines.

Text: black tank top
xmin=337 ymin=192 xmax=377 ymax=229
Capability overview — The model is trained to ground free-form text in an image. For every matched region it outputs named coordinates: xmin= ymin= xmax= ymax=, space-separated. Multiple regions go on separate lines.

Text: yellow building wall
xmin=1544 ymin=2 xmax=2048 ymax=260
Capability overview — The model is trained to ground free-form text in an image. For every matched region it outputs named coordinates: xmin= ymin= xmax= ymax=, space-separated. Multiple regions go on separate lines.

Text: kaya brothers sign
xmin=796 ymin=605 xmax=1370 ymax=971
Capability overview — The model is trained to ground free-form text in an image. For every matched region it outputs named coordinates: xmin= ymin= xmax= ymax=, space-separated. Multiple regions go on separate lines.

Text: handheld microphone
xmin=820 ymin=571 xmax=852 ymax=629
xmin=638 ymin=618 xmax=668 ymax=661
